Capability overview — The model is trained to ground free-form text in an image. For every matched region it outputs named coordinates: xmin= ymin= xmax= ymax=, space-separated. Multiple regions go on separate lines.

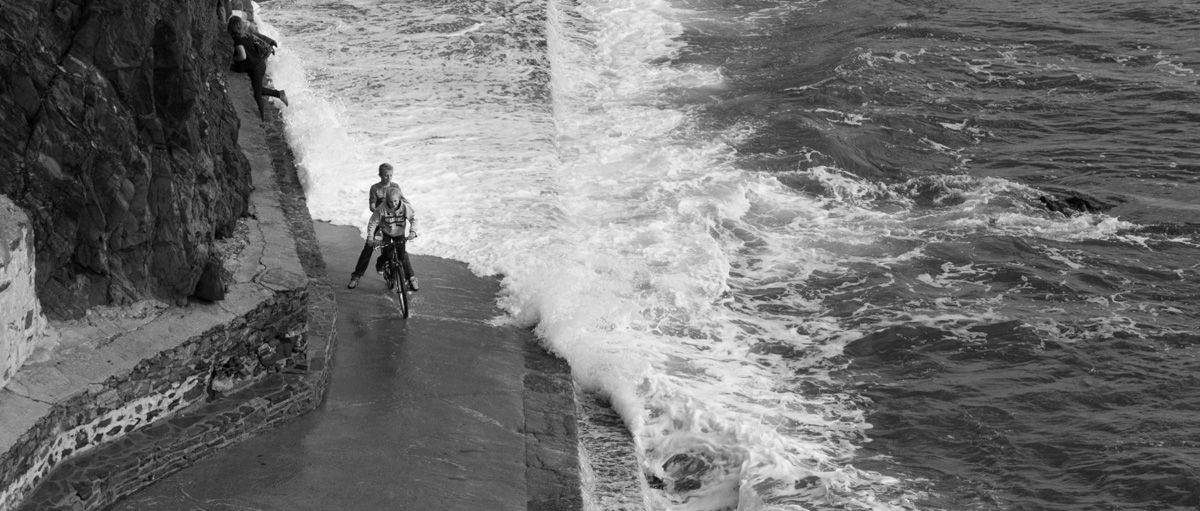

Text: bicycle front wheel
xmin=395 ymin=278 xmax=410 ymax=319
xmin=388 ymin=262 xmax=410 ymax=319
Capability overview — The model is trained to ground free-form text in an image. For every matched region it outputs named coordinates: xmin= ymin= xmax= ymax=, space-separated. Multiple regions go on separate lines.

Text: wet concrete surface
xmin=111 ymin=222 xmax=533 ymax=511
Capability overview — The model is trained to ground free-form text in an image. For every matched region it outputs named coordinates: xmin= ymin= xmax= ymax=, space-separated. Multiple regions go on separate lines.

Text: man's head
xmin=378 ymin=163 xmax=393 ymax=183
xmin=385 ymin=187 xmax=403 ymax=211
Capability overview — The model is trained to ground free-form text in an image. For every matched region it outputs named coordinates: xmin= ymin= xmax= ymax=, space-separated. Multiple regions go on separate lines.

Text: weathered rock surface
xmin=0 ymin=196 xmax=48 ymax=389
xmin=0 ymin=0 xmax=250 ymax=318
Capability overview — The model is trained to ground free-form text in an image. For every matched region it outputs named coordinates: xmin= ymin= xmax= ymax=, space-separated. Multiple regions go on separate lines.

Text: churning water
xmin=256 ymin=0 xmax=1200 ymax=508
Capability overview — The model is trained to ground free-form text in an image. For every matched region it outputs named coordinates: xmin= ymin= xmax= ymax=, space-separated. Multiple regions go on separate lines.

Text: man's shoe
xmin=347 ymin=275 xmax=360 ymax=289
xmin=408 ymin=277 xmax=419 ymax=292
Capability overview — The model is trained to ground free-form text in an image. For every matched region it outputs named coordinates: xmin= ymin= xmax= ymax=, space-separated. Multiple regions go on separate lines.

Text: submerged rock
xmin=1037 ymin=193 xmax=1105 ymax=217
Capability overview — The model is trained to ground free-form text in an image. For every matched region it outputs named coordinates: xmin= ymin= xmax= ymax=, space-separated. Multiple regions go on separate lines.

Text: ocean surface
xmin=253 ymin=0 xmax=1200 ymax=508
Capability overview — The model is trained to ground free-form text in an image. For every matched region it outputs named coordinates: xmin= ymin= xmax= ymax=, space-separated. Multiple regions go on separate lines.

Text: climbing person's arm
xmin=255 ymin=32 xmax=278 ymax=49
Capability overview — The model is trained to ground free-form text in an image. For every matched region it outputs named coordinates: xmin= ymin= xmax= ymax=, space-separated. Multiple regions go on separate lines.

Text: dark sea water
xmin=674 ymin=0 xmax=1200 ymax=508
xmin=258 ymin=0 xmax=1200 ymax=508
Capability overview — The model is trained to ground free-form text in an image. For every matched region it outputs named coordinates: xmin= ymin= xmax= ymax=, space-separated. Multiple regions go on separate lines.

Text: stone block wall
xmin=0 ymin=197 xmax=47 ymax=390
xmin=15 ymin=282 xmax=336 ymax=511
xmin=0 ymin=287 xmax=308 ymax=510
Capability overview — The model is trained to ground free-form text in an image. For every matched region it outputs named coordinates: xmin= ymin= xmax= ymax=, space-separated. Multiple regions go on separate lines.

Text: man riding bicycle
xmin=367 ymin=163 xmax=401 ymax=214
xmin=348 ymin=186 xmax=418 ymax=290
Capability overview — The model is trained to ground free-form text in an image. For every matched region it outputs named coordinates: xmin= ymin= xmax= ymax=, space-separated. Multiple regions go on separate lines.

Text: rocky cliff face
xmin=0 ymin=0 xmax=250 ymax=318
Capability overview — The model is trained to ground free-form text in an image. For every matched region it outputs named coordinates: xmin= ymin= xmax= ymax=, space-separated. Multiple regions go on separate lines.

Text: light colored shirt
xmin=366 ymin=201 xmax=417 ymax=239
xmin=368 ymin=182 xmax=403 ymax=212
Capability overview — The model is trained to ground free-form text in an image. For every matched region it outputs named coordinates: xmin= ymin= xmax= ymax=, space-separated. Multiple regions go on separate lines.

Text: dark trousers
xmin=242 ymin=60 xmax=281 ymax=119
xmin=352 ymin=237 xmax=414 ymax=280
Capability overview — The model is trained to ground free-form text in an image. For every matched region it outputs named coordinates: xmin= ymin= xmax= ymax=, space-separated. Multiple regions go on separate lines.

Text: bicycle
xmin=376 ymin=236 xmax=413 ymax=318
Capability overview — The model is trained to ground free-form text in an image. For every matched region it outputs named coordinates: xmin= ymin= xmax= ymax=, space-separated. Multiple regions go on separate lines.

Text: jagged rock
xmin=0 ymin=0 xmax=251 ymax=318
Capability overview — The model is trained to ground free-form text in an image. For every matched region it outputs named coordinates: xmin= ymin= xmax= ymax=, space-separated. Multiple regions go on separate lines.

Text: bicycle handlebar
xmin=372 ymin=236 xmax=414 ymax=250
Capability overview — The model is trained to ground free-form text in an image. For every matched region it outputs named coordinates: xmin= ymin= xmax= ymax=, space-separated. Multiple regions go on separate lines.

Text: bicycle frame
xmin=376 ymin=236 xmax=411 ymax=318
xmin=377 ymin=238 xmax=408 ymax=287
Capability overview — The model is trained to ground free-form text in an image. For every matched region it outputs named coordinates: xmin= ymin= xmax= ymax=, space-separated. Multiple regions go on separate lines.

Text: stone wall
xmin=0 ymin=0 xmax=251 ymax=319
xmin=0 ymin=285 xmax=309 ymax=510
xmin=0 ymin=197 xmax=47 ymax=390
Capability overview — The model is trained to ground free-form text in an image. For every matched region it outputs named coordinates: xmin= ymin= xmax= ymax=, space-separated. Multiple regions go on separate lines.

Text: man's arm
xmin=367 ymin=183 xmax=379 ymax=212
xmin=365 ymin=210 xmax=382 ymax=243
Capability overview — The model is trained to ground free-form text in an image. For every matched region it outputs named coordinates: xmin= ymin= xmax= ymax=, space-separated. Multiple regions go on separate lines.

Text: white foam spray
xmin=252 ymin=0 xmax=1143 ymax=508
